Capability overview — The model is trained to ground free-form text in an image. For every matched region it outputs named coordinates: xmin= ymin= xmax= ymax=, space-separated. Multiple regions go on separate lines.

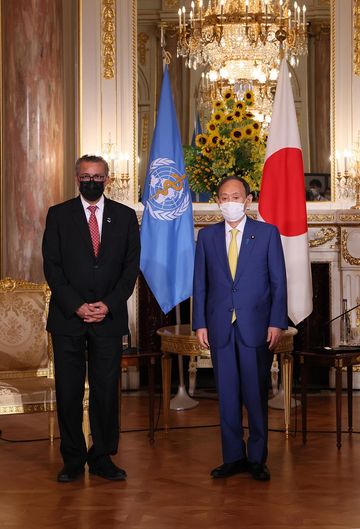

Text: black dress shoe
xmin=211 ymin=459 xmax=249 ymax=479
xmin=57 ymin=465 xmax=84 ymax=483
xmin=249 ymin=462 xmax=271 ymax=481
xmin=88 ymin=458 xmax=127 ymax=481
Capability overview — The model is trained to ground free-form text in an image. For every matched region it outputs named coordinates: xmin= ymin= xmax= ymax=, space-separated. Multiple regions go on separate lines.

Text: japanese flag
xmin=258 ymin=59 xmax=313 ymax=325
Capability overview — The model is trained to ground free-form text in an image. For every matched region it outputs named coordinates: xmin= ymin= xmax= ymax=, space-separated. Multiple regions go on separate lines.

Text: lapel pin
xmin=106 ymin=217 xmax=111 ymax=223
xmin=250 ymin=235 xmax=255 ymax=239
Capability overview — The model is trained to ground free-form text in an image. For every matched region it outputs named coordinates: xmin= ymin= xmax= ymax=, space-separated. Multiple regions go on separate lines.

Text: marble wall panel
xmin=2 ymin=0 xmax=64 ymax=281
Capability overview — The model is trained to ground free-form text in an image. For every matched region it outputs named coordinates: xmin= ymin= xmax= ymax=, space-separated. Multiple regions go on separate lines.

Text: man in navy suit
xmin=43 ymin=155 xmax=140 ymax=483
xmin=192 ymin=176 xmax=287 ymax=481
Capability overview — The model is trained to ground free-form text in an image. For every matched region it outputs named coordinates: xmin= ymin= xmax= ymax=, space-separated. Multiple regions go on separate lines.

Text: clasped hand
xmin=76 ymin=301 xmax=109 ymax=323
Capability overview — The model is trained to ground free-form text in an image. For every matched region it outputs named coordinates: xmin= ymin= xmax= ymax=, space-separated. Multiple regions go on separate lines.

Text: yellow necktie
xmin=228 ymin=228 xmax=238 ymax=279
xmin=228 ymin=229 xmax=238 ymax=322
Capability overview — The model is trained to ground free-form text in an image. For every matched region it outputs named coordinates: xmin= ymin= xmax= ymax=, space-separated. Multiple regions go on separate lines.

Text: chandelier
xmin=177 ymin=0 xmax=308 ymax=77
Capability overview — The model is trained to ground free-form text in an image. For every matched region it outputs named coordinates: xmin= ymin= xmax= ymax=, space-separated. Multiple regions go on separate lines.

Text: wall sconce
xmin=102 ymin=133 xmax=130 ymax=202
xmin=336 ymin=144 xmax=360 ymax=209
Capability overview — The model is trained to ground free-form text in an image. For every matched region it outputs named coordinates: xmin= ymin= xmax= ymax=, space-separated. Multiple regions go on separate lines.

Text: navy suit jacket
xmin=192 ymin=217 xmax=288 ymax=349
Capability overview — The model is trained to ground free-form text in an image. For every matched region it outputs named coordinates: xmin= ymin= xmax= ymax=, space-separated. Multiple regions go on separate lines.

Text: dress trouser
xmin=210 ymin=324 xmax=273 ymax=465
xmin=52 ymin=328 xmax=122 ymax=468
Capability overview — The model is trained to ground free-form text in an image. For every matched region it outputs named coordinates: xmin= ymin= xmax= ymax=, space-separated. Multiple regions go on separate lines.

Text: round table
xmin=157 ymin=324 xmax=297 ymax=437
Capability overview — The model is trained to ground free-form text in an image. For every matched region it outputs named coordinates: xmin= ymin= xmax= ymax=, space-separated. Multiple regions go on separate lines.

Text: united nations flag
xmin=140 ymin=65 xmax=195 ymax=314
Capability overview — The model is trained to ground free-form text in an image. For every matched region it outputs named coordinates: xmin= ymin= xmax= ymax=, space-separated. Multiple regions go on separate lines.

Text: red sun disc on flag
xmin=259 ymin=147 xmax=308 ymax=237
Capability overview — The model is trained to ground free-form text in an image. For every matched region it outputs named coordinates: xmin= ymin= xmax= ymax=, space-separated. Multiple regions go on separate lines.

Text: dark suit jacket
xmin=42 ymin=196 xmax=140 ymax=336
xmin=192 ymin=217 xmax=288 ymax=349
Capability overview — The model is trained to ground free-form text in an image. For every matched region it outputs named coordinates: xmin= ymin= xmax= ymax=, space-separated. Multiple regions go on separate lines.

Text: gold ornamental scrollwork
xmin=341 ymin=229 xmax=360 ymax=265
xmin=194 ymin=214 xmax=223 ymax=226
xmin=102 ymin=0 xmax=116 ymax=80
xmin=339 ymin=213 xmax=360 ymax=222
xmin=160 ymin=335 xmax=208 ymax=356
xmin=307 ymin=213 xmax=335 ymax=223
xmin=309 ymin=227 xmax=338 ymax=248
xmin=138 ymin=33 xmax=149 ymax=66
xmin=354 ymin=0 xmax=360 ymax=76
xmin=164 ymin=0 xmax=179 ymax=7
xmin=141 ymin=114 xmax=149 ymax=152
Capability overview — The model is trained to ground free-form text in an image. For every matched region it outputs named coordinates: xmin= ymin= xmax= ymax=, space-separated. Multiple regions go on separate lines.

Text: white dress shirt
xmin=225 ymin=215 xmax=247 ymax=256
xmin=80 ymin=194 xmax=104 ymax=240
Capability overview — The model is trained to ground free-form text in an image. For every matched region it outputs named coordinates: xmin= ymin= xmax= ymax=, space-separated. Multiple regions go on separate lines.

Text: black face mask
xmin=79 ymin=181 xmax=104 ymax=202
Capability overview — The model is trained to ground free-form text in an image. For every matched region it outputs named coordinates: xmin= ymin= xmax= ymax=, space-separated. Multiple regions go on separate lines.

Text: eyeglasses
xmin=78 ymin=174 xmax=107 ymax=182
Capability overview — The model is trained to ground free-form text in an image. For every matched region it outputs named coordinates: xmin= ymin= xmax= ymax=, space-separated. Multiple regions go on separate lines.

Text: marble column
xmin=1 ymin=0 xmax=64 ymax=281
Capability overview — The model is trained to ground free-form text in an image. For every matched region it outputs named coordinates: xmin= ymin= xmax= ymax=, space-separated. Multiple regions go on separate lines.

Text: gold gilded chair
xmin=0 ymin=278 xmax=90 ymax=445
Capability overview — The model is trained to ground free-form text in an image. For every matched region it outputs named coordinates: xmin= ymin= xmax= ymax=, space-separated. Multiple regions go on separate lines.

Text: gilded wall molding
xmin=138 ymin=32 xmax=149 ymax=66
xmin=193 ymin=214 xmax=223 ymax=226
xmin=102 ymin=0 xmax=116 ymax=79
xmin=339 ymin=213 xmax=360 ymax=222
xmin=307 ymin=213 xmax=335 ymax=222
xmin=341 ymin=229 xmax=360 ymax=265
xmin=354 ymin=0 xmax=360 ymax=76
xmin=330 ymin=0 xmax=336 ymax=201
xmin=164 ymin=0 xmax=178 ymax=8
xmin=132 ymin=0 xmax=138 ymax=204
xmin=141 ymin=114 xmax=149 ymax=152
xmin=309 ymin=227 xmax=338 ymax=247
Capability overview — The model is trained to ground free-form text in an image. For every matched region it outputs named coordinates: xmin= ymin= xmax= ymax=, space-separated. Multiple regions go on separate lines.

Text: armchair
xmin=0 ymin=278 xmax=89 ymax=444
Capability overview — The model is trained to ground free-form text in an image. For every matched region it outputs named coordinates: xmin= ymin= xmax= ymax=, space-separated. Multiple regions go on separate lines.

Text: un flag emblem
xmin=147 ymin=158 xmax=191 ymax=221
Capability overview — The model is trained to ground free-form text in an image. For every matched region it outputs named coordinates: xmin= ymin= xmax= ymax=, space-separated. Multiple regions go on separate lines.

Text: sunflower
xmin=235 ymin=101 xmax=245 ymax=111
xmin=218 ymin=138 xmax=227 ymax=148
xmin=233 ymin=109 xmax=244 ymax=121
xmin=244 ymin=90 xmax=254 ymax=105
xmin=212 ymin=110 xmax=225 ymax=123
xmin=245 ymin=112 xmax=254 ymax=119
xmin=206 ymin=121 xmax=218 ymax=133
xmin=253 ymin=135 xmax=260 ymax=143
xmin=212 ymin=99 xmax=225 ymax=110
xmin=243 ymin=126 xmax=254 ymax=138
xmin=223 ymin=89 xmax=235 ymax=101
xmin=225 ymin=113 xmax=234 ymax=123
xmin=195 ymin=134 xmax=208 ymax=148
xmin=231 ymin=128 xmax=243 ymax=141
xmin=252 ymin=122 xmax=260 ymax=132
xmin=202 ymin=146 xmax=213 ymax=158
xmin=208 ymin=132 xmax=220 ymax=146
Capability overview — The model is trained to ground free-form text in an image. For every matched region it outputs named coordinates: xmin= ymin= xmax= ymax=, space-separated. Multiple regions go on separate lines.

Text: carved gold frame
xmin=341 ymin=229 xmax=360 ymax=265
xmin=0 ymin=278 xmax=53 ymax=380
xmin=0 ymin=2 xmax=3 ymax=276
xmin=330 ymin=0 xmax=336 ymax=202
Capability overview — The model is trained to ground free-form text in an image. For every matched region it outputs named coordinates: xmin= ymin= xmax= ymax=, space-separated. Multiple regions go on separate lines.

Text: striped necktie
xmin=228 ymin=228 xmax=238 ymax=322
xmin=87 ymin=205 xmax=100 ymax=257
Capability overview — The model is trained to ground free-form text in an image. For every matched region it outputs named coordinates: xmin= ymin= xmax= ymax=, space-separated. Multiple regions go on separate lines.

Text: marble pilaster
xmin=1 ymin=0 xmax=64 ymax=281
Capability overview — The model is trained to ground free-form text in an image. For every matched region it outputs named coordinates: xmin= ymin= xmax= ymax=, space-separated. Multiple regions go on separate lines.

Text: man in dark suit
xmin=42 ymin=154 xmax=140 ymax=483
xmin=192 ymin=176 xmax=287 ymax=481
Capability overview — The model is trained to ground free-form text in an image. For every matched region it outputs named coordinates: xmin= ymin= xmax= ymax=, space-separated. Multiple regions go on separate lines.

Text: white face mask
xmin=219 ymin=201 xmax=246 ymax=223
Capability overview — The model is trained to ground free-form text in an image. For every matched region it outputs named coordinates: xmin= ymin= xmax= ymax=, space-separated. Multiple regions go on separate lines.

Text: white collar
xmin=80 ymin=193 xmax=105 ymax=210
xmin=225 ymin=214 xmax=247 ymax=233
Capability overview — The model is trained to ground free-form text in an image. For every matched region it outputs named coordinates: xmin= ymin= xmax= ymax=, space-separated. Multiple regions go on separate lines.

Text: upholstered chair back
xmin=0 ymin=278 xmax=51 ymax=377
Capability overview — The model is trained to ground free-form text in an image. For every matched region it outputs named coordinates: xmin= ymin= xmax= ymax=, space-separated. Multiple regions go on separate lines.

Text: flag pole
xmin=170 ymin=303 xmax=199 ymax=410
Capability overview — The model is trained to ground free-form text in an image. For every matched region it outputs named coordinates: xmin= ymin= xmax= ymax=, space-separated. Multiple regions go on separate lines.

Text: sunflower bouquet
xmin=184 ymin=89 xmax=266 ymax=198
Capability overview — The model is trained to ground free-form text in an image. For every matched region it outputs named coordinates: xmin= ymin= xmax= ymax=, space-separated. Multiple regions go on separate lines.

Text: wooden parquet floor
xmin=1 ymin=393 xmax=360 ymax=529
